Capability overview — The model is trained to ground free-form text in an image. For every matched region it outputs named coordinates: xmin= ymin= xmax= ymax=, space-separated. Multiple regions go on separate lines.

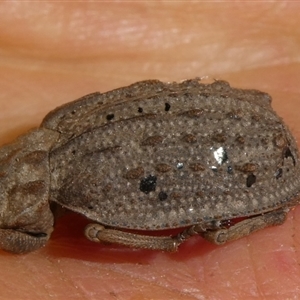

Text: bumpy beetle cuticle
xmin=0 ymin=79 xmax=299 ymax=253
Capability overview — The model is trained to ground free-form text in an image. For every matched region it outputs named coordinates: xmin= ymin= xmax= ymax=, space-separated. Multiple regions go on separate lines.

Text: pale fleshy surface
xmin=1 ymin=2 xmax=300 ymax=300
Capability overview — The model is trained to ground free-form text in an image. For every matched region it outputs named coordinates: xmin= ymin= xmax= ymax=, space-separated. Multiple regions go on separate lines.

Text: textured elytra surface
xmin=40 ymin=79 xmax=300 ymax=230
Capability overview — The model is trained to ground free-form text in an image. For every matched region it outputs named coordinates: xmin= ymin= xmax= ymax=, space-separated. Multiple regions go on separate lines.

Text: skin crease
xmin=1 ymin=2 xmax=300 ymax=300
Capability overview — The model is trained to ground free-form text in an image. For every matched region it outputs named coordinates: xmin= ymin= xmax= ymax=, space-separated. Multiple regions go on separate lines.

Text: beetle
xmin=0 ymin=79 xmax=299 ymax=253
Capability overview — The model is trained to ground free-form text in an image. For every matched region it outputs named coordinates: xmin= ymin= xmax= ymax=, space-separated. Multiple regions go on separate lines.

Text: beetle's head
xmin=0 ymin=128 xmax=57 ymax=236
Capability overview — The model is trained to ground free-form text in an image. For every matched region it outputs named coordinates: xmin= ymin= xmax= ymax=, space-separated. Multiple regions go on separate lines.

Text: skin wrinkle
xmin=84 ymin=263 xmax=197 ymax=300
xmin=287 ymin=209 xmax=300 ymax=295
xmin=183 ymin=264 xmax=206 ymax=299
xmin=291 ymin=209 xmax=300 ymax=279
xmin=246 ymin=237 xmax=262 ymax=298
xmin=231 ymin=245 xmax=258 ymax=298
xmin=274 ymin=224 xmax=300 ymax=296
xmin=247 ymin=219 xmax=300 ymax=298
xmin=15 ymin=256 xmax=50 ymax=299
xmin=99 ymin=257 xmax=204 ymax=299
xmin=201 ymin=258 xmax=210 ymax=299
xmin=67 ymin=259 xmax=129 ymax=299
xmin=286 ymin=214 xmax=299 ymax=289
xmin=159 ymin=265 xmax=202 ymax=298
xmin=203 ymin=254 xmax=220 ymax=298
xmin=20 ymin=247 xmax=89 ymax=299
xmin=46 ymin=258 xmax=89 ymax=299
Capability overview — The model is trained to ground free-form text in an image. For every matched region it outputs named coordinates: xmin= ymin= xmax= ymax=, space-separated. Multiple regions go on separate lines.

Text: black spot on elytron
xmin=71 ymin=110 xmax=76 ymax=115
xmin=88 ymin=205 xmax=94 ymax=210
xmin=106 ymin=113 xmax=115 ymax=121
xmin=138 ymin=107 xmax=143 ymax=113
xmin=71 ymin=150 xmax=76 ymax=155
xmin=158 ymin=191 xmax=168 ymax=201
xmin=284 ymin=147 xmax=296 ymax=166
xmin=227 ymin=166 xmax=233 ymax=174
xmin=246 ymin=173 xmax=256 ymax=187
xmin=165 ymin=103 xmax=171 ymax=112
xmin=275 ymin=168 xmax=283 ymax=179
xmin=140 ymin=175 xmax=157 ymax=194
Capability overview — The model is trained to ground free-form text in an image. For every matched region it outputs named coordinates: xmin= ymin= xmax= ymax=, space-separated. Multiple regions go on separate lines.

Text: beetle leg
xmin=85 ymin=224 xmax=181 ymax=252
xmin=0 ymin=229 xmax=51 ymax=254
xmin=174 ymin=224 xmax=207 ymax=243
xmin=201 ymin=209 xmax=288 ymax=245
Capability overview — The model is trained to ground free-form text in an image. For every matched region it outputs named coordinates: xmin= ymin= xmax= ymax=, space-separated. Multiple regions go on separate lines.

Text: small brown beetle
xmin=0 ymin=79 xmax=299 ymax=253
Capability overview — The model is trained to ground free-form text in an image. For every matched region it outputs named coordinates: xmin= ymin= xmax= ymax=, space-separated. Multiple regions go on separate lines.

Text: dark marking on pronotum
xmin=158 ymin=191 xmax=168 ymax=201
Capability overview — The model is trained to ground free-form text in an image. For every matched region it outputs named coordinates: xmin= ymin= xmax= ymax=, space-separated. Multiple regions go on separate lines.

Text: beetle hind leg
xmin=201 ymin=209 xmax=288 ymax=245
xmin=84 ymin=209 xmax=287 ymax=251
xmin=85 ymin=224 xmax=183 ymax=252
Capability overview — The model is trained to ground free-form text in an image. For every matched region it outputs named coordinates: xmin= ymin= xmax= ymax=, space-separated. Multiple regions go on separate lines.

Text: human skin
xmin=1 ymin=2 xmax=300 ymax=299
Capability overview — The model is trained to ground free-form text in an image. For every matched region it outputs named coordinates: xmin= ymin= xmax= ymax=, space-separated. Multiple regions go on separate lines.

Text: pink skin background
xmin=1 ymin=2 xmax=300 ymax=299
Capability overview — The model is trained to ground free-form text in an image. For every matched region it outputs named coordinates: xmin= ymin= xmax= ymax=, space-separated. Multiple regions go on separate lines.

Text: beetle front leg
xmin=201 ymin=209 xmax=288 ymax=245
xmin=0 ymin=229 xmax=51 ymax=254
